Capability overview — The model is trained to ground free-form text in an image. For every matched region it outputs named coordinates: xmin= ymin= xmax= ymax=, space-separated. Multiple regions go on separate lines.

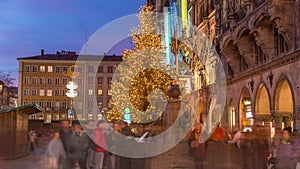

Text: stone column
xmin=283 ymin=116 xmax=292 ymax=128
xmin=273 ymin=112 xmax=283 ymax=134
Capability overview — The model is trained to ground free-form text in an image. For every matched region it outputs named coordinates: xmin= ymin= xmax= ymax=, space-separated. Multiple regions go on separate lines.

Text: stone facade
xmin=215 ymin=0 xmax=300 ymax=132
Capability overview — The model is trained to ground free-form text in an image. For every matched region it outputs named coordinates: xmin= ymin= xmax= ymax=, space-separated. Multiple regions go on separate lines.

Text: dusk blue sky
xmin=0 ymin=0 xmax=145 ymax=86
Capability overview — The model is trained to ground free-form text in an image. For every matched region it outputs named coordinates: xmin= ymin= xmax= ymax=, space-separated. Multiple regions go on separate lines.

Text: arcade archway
xmin=274 ymin=78 xmax=294 ymax=130
xmin=239 ymin=88 xmax=253 ymax=129
xmin=255 ymin=84 xmax=271 ymax=115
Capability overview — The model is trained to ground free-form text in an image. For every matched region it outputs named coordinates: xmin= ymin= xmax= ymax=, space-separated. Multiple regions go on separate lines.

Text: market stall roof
xmin=0 ymin=104 xmax=44 ymax=114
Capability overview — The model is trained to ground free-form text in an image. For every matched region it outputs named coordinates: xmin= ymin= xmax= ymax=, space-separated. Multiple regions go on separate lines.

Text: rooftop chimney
xmin=41 ymin=49 xmax=44 ymax=56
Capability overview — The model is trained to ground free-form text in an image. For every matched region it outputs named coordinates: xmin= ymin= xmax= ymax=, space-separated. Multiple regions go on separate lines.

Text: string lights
xmin=107 ymin=5 xmax=172 ymax=123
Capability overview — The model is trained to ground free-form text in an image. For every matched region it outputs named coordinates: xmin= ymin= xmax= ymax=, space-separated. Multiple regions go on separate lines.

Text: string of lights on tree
xmin=107 ymin=5 xmax=172 ymax=123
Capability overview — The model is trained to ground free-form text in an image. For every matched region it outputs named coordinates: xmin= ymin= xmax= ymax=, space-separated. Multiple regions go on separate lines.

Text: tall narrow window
xmin=32 ymin=66 xmax=38 ymax=72
xmin=63 ymin=66 xmax=68 ymax=73
xmin=107 ymin=77 xmax=112 ymax=85
xmin=98 ymin=66 xmax=103 ymax=72
xmin=40 ymin=77 xmax=45 ymax=84
xmin=39 ymin=89 xmax=45 ymax=96
xmin=24 ymin=65 xmax=30 ymax=72
xmin=32 ymin=88 xmax=37 ymax=96
xmin=55 ymin=78 xmax=60 ymax=84
xmin=47 ymin=89 xmax=52 ymax=96
xmin=55 ymin=66 xmax=60 ymax=73
xmin=48 ymin=78 xmax=53 ymax=84
xmin=32 ymin=77 xmax=37 ymax=84
xmin=108 ymin=66 xmax=113 ymax=73
xmin=40 ymin=66 xmax=45 ymax=72
xmin=98 ymin=77 xmax=103 ymax=85
xmin=48 ymin=66 xmax=53 ymax=72
xmin=24 ymin=77 xmax=30 ymax=84
xmin=24 ymin=88 xmax=29 ymax=96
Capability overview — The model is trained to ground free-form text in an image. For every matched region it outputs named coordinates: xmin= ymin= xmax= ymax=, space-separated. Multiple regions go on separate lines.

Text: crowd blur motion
xmin=27 ymin=118 xmax=300 ymax=169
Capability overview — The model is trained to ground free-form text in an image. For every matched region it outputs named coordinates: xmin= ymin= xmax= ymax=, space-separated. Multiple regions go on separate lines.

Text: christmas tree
xmin=106 ymin=101 xmax=122 ymax=123
xmin=108 ymin=5 xmax=172 ymax=123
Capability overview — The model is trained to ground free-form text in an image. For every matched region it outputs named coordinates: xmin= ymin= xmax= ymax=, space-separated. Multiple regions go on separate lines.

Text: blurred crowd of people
xmin=43 ymin=120 xmax=135 ymax=169
xmin=187 ymin=121 xmax=300 ymax=169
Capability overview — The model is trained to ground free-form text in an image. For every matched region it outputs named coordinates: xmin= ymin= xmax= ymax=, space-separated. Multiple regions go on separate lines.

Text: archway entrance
xmin=255 ymin=84 xmax=272 ymax=140
xmin=274 ymin=79 xmax=294 ymax=131
xmin=255 ymin=84 xmax=271 ymax=115
xmin=239 ymin=88 xmax=253 ymax=130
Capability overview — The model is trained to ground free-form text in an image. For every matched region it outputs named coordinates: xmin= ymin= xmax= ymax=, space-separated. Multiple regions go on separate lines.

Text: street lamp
xmin=66 ymin=81 xmax=78 ymax=126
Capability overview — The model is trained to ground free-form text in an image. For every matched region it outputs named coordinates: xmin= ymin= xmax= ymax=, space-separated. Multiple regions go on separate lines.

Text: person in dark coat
xmin=240 ymin=130 xmax=258 ymax=169
xmin=276 ymin=127 xmax=296 ymax=169
xmin=69 ymin=124 xmax=90 ymax=169
xmin=59 ymin=120 xmax=73 ymax=169
xmin=253 ymin=125 xmax=269 ymax=169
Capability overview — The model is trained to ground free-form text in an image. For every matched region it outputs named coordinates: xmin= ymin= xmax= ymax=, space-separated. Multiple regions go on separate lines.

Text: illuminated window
xmin=39 ymin=89 xmax=45 ymax=96
xmin=97 ymin=114 xmax=103 ymax=120
xmin=88 ymin=89 xmax=93 ymax=96
xmin=88 ymin=114 xmax=93 ymax=120
xmin=48 ymin=66 xmax=53 ymax=72
xmin=38 ymin=114 xmax=44 ymax=120
xmin=40 ymin=66 xmax=45 ymax=72
xmin=97 ymin=89 xmax=103 ymax=95
xmin=47 ymin=89 xmax=52 ymax=96
xmin=108 ymin=89 xmax=112 ymax=96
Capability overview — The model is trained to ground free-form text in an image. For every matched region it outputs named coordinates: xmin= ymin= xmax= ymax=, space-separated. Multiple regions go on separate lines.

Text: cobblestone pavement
xmin=0 ymin=152 xmax=46 ymax=169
